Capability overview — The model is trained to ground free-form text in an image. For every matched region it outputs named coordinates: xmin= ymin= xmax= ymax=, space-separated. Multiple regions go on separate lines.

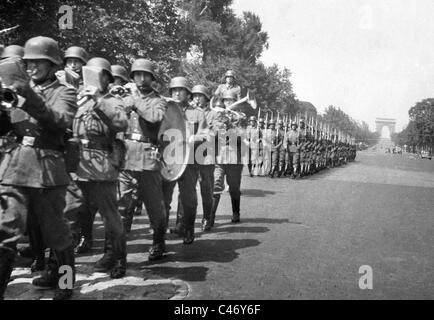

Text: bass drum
xmin=158 ymin=101 xmax=190 ymax=181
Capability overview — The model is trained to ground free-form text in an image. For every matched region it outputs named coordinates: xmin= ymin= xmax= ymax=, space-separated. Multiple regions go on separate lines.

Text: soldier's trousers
xmin=0 ymin=185 xmax=72 ymax=252
xmin=271 ymin=149 xmax=279 ymax=172
xmin=260 ymin=148 xmax=271 ymax=176
xmin=163 ymin=164 xmax=200 ymax=233
xmin=64 ymin=180 xmax=98 ymax=243
xmin=176 ymin=165 xmax=215 ymax=224
xmin=213 ymin=164 xmax=243 ymax=213
xmin=117 ymin=171 xmax=140 ymax=231
xmin=119 ymin=171 xmax=166 ymax=244
xmin=75 ymin=181 xmax=124 ymax=242
xmin=279 ymin=149 xmax=286 ymax=169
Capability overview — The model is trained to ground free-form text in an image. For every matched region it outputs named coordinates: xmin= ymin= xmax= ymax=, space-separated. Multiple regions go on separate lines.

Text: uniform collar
xmin=138 ymin=89 xmax=157 ymax=99
xmin=31 ymin=78 xmax=59 ymax=92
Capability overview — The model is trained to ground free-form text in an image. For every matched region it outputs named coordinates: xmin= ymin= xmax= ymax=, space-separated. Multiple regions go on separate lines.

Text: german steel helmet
xmin=111 ymin=65 xmax=129 ymax=83
xmin=225 ymin=69 xmax=236 ymax=79
xmin=268 ymin=119 xmax=276 ymax=125
xmin=192 ymin=85 xmax=210 ymax=100
xmin=258 ymin=118 xmax=265 ymax=123
xmin=86 ymin=57 xmax=114 ymax=82
xmin=23 ymin=36 xmax=62 ymax=65
xmin=277 ymin=119 xmax=283 ymax=125
xmin=169 ymin=76 xmax=191 ymax=93
xmin=64 ymin=46 xmax=88 ymax=64
xmin=222 ymin=90 xmax=237 ymax=101
xmin=1 ymin=45 xmax=24 ymax=59
xmin=249 ymin=116 xmax=257 ymax=121
xmin=291 ymin=121 xmax=298 ymax=127
xmin=130 ymin=58 xmax=155 ymax=80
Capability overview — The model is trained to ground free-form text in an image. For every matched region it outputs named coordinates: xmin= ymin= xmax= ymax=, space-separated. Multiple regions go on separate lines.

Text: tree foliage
xmin=393 ymin=98 xmax=434 ymax=152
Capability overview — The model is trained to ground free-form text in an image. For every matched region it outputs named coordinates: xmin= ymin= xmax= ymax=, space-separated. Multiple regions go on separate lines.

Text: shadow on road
xmin=241 ymin=189 xmax=276 ymax=197
xmin=212 ymin=226 xmax=270 ymax=234
xmin=214 ymin=215 xmax=299 ymax=226
xmin=141 ymin=266 xmax=209 ymax=282
xmin=140 ymin=238 xmax=260 ymax=266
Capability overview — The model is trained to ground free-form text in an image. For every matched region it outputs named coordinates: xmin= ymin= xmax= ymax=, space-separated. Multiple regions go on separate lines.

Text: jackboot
xmin=0 ymin=249 xmax=15 ymax=300
xmin=110 ymin=236 xmax=127 ymax=279
xmin=94 ymin=237 xmax=116 ymax=272
xmin=53 ymin=246 xmax=75 ymax=300
xmin=148 ymin=241 xmax=166 ymax=261
xmin=183 ymin=229 xmax=195 ymax=245
xmin=32 ymin=252 xmax=59 ymax=289
xmin=231 ymin=197 xmax=241 ymax=223
xmin=210 ymin=194 xmax=221 ymax=227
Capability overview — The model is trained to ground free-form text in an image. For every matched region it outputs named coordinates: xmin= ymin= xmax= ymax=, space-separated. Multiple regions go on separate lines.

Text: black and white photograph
xmin=0 ymin=0 xmax=433 ymax=306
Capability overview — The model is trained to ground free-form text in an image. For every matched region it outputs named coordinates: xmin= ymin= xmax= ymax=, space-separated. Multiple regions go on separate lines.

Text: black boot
xmin=110 ymin=236 xmax=127 ymax=279
xmin=30 ymin=252 xmax=46 ymax=273
xmin=0 ymin=249 xmax=15 ymax=300
xmin=183 ymin=229 xmax=195 ymax=245
xmin=210 ymin=194 xmax=221 ymax=227
xmin=32 ymin=252 xmax=59 ymax=289
xmin=76 ymin=209 xmax=95 ymax=254
xmin=148 ymin=241 xmax=166 ymax=261
xmin=53 ymin=246 xmax=75 ymax=300
xmin=231 ymin=197 xmax=241 ymax=223
xmin=94 ymin=238 xmax=116 ymax=272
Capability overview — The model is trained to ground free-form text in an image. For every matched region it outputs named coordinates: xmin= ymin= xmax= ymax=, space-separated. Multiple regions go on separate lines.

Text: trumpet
xmin=109 ymin=84 xmax=131 ymax=97
xmin=0 ymin=84 xmax=19 ymax=110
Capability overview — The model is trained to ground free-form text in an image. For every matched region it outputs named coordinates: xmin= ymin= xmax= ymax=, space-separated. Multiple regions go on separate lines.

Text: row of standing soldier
xmin=246 ymin=116 xmax=357 ymax=179
xmin=0 ymin=37 xmax=247 ymax=300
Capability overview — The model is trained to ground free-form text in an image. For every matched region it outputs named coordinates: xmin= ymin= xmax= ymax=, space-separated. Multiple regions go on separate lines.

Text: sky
xmin=232 ymin=0 xmax=434 ymax=132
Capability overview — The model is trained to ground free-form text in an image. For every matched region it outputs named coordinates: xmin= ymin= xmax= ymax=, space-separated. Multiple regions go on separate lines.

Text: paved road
xmin=6 ymin=150 xmax=434 ymax=299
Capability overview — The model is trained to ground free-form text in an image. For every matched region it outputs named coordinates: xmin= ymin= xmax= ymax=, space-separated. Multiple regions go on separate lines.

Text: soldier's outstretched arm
xmin=18 ymin=85 xmax=77 ymax=131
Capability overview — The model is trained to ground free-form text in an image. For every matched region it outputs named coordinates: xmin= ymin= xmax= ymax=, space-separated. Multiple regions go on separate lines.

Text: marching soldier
xmin=214 ymin=70 xmax=242 ymax=101
xmin=110 ymin=63 xmax=145 ymax=227
xmin=0 ymin=36 xmax=76 ymax=300
xmin=269 ymin=119 xmax=284 ymax=178
xmin=255 ymin=117 xmax=265 ymax=176
xmin=246 ymin=116 xmax=257 ymax=177
xmin=285 ymin=121 xmax=299 ymax=179
xmin=162 ymin=77 xmax=208 ymax=244
xmin=61 ymin=46 xmax=91 ymax=254
xmin=277 ymin=119 xmax=286 ymax=177
xmin=210 ymin=92 xmax=246 ymax=225
xmin=72 ymin=57 xmax=128 ymax=278
xmin=118 ymin=58 xmax=168 ymax=260
xmin=174 ymin=85 xmax=217 ymax=232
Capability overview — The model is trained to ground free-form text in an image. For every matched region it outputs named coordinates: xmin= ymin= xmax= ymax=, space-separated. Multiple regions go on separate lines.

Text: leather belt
xmin=79 ymin=138 xmax=112 ymax=151
xmin=18 ymin=135 xmax=63 ymax=152
xmin=125 ymin=133 xmax=153 ymax=144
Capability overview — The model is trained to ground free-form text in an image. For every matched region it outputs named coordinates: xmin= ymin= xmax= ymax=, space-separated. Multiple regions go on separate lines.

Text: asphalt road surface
xmin=6 ymin=149 xmax=434 ymax=300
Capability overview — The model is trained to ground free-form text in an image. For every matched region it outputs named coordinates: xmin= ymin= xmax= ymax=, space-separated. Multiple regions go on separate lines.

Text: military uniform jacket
xmin=201 ymin=107 xmax=220 ymax=165
xmin=73 ymin=93 xmax=127 ymax=181
xmin=285 ymin=129 xmax=299 ymax=153
xmin=214 ymin=84 xmax=241 ymax=100
xmin=0 ymin=79 xmax=77 ymax=188
xmin=246 ymin=126 xmax=260 ymax=150
xmin=182 ymin=103 xmax=209 ymax=165
xmin=122 ymin=90 xmax=167 ymax=171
